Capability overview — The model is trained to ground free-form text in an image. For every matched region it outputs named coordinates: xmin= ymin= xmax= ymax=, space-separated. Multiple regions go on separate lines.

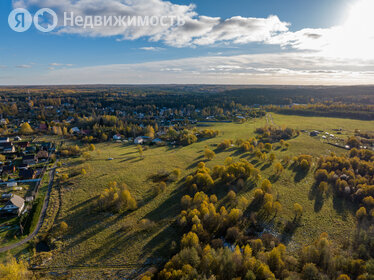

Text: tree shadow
xmin=308 ymin=182 xmax=324 ymax=212
xmin=261 ymin=162 xmax=272 ymax=171
xmin=143 ymin=185 xmax=185 ymax=222
xmin=280 ymin=219 xmax=301 ymax=245
xmin=293 ymin=168 xmax=308 ymax=183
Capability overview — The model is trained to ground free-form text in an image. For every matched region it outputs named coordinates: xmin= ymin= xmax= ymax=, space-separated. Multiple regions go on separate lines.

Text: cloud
xmin=13 ymin=0 xmax=289 ymax=47
xmin=139 ymin=47 xmax=164 ymax=51
xmin=0 ymin=65 xmax=7 ymax=69
xmin=16 ymin=64 xmax=32 ymax=68
xmin=49 ymin=62 xmax=74 ymax=67
xmin=5 ymin=52 xmax=374 ymax=85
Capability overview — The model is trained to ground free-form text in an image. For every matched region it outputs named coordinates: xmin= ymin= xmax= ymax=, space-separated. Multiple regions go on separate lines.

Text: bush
xmin=204 ymin=149 xmax=216 ymax=160
xmin=227 ymin=190 xmax=236 ymax=201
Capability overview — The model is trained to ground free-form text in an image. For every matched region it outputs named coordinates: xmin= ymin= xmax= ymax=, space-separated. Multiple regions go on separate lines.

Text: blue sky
xmin=1 ymin=0 xmax=373 ymax=85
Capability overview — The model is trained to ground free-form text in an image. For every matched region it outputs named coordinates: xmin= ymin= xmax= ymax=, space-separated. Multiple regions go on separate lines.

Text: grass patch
xmin=37 ymin=114 xmax=373 ymax=274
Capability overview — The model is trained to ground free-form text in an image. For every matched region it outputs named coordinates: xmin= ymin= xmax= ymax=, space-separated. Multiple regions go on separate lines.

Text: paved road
xmin=0 ymin=167 xmax=56 ymax=253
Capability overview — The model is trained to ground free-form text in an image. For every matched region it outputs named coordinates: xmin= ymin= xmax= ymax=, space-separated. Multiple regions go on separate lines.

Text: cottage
xmin=6 ymin=181 xmax=17 ymax=188
xmin=0 ymin=142 xmax=15 ymax=153
xmin=17 ymin=141 xmax=30 ymax=148
xmin=22 ymin=155 xmax=38 ymax=165
xmin=3 ymin=165 xmax=16 ymax=174
xmin=37 ymin=150 xmax=49 ymax=160
xmin=152 ymin=138 xmax=163 ymax=145
xmin=134 ymin=136 xmax=144 ymax=145
xmin=25 ymin=146 xmax=36 ymax=154
xmin=19 ymin=169 xmax=37 ymax=180
xmin=0 ymin=137 xmax=10 ymax=143
xmin=70 ymin=127 xmax=80 ymax=134
xmin=113 ymin=134 xmax=122 ymax=141
xmin=0 ymin=194 xmax=25 ymax=215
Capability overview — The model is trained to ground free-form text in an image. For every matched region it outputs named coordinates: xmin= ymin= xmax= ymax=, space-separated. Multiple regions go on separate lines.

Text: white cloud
xmin=13 ymin=0 xmax=289 ymax=47
xmin=16 ymin=64 xmax=32 ymax=68
xmin=139 ymin=47 xmax=164 ymax=51
xmin=4 ymin=52 xmax=373 ymax=85
xmin=50 ymin=62 xmax=73 ymax=67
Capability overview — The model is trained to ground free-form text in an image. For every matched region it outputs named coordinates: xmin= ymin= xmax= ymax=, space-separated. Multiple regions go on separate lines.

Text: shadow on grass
xmin=293 ymin=168 xmax=308 ymax=183
xmin=143 ymin=185 xmax=185 ymax=222
xmin=280 ymin=218 xmax=301 ymax=245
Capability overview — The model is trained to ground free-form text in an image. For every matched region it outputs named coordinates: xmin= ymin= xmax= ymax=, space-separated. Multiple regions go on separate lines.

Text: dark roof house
xmin=0 ymin=194 xmax=25 ymax=215
xmin=19 ymin=169 xmax=37 ymax=180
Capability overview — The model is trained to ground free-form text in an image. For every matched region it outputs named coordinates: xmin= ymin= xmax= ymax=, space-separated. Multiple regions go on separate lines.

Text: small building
xmin=37 ymin=150 xmax=49 ymax=160
xmin=113 ymin=134 xmax=122 ymax=141
xmin=0 ymin=142 xmax=15 ymax=153
xmin=14 ymin=136 xmax=22 ymax=141
xmin=3 ymin=165 xmax=16 ymax=174
xmin=22 ymin=155 xmax=38 ymax=165
xmin=39 ymin=123 xmax=48 ymax=131
xmin=134 ymin=136 xmax=144 ymax=145
xmin=6 ymin=181 xmax=17 ymax=188
xmin=152 ymin=138 xmax=163 ymax=145
xmin=17 ymin=141 xmax=29 ymax=148
xmin=19 ymin=168 xmax=37 ymax=180
xmin=70 ymin=127 xmax=80 ymax=134
xmin=25 ymin=146 xmax=37 ymax=154
xmin=0 ymin=194 xmax=25 ymax=216
xmin=0 ymin=137 xmax=10 ymax=143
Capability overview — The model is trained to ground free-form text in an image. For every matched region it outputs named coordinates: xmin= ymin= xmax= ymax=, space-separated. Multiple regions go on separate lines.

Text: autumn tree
xmin=293 ymin=203 xmax=303 ymax=219
xmin=204 ymin=149 xmax=216 ymax=160
xmin=0 ymin=257 xmax=30 ymax=280
xmin=19 ymin=122 xmax=33 ymax=134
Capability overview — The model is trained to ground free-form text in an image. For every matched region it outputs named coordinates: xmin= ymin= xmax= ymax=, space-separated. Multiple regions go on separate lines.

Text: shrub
xmin=204 ymin=149 xmax=216 ymax=160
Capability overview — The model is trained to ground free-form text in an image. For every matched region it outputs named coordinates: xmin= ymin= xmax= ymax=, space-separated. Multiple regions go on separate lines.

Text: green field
xmin=38 ymin=114 xmax=374 ymax=278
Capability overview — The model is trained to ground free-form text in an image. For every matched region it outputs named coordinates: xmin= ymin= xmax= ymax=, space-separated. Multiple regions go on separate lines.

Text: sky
xmin=1 ymin=0 xmax=374 ymax=85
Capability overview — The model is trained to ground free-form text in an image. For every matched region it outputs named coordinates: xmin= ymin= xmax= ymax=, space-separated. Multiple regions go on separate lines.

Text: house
xmin=0 ymin=194 xmax=25 ymax=216
xmin=16 ymin=141 xmax=29 ymax=148
xmin=113 ymin=134 xmax=122 ymax=141
xmin=19 ymin=169 xmax=37 ymax=180
xmin=141 ymin=136 xmax=152 ymax=144
xmin=36 ymin=150 xmax=49 ymax=160
xmin=0 ymin=137 xmax=9 ymax=143
xmin=70 ymin=127 xmax=80 ymax=134
xmin=2 ymin=165 xmax=16 ymax=174
xmin=134 ymin=136 xmax=144 ymax=145
xmin=41 ymin=142 xmax=53 ymax=151
xmin=18 ymin=163 xmax=29 ymax=170
xmin=39 ymin=123 xmax=48 ymax=130
xmin=0 ymin=142 xmax=15 ymax=153
xmin=1 ymin=193 xmax=13 ymax=200
xmin=152 ymin=138 xmax=163 ymax=145
xmin=22 ymin=155 xmax=37 ymax=165
xmin=25 ymin=146 xmax=36 ymax=154
xmin=6 ymin=181 xmax=17 ymax=188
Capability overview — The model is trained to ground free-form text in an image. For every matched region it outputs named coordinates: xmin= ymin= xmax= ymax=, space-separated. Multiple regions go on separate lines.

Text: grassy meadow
xmin=39 ymin=114 xmax=374 ymax=277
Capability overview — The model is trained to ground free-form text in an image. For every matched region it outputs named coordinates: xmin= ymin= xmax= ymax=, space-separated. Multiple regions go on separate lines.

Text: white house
xmin=134 ymin=136 xmax=144 ymax=145
xmin=70 ymin=127 xmax=80 ymax=134
xmin=113 ymin=134 xmax=122 ymax=141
